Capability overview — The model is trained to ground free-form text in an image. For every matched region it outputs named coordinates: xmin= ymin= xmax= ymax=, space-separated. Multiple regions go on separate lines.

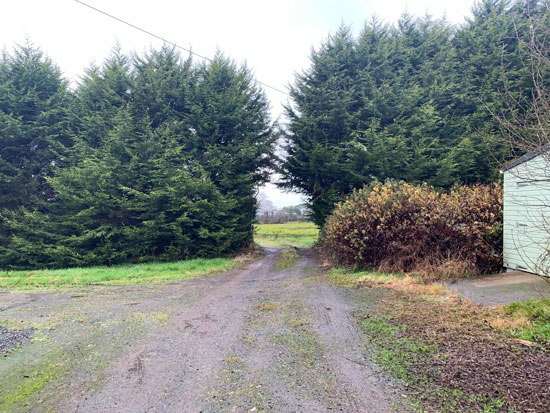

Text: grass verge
xmin=328 ymin=268 xmax=550 ymax=412
xmin=254 ymin=222 xmax=319 ymax=248
xmin=499 ymin=298 xmax=550 ymax=344
xmin=0 ymin=257 xmax=236 ymax=290
xmin=327 ymin=268 xmax=402 ymax=287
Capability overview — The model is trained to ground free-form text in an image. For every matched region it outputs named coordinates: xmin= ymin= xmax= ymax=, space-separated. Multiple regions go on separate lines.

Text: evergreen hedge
xmin=0 ymin=46 xmax=274 ymax=269
xmin=280 ymin=0 xmax=550 ymax=226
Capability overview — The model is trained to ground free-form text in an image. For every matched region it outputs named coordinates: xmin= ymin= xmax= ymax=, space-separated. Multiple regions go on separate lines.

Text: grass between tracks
xmin=275 ymin=248 xmax=300 ymax=270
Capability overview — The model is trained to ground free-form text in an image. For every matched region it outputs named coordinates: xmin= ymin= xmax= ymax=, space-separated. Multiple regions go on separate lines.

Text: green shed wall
xmin=503 ymin=154 xmax=550 ymax=276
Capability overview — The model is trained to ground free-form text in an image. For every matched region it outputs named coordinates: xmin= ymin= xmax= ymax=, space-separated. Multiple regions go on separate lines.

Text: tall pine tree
xmin=0 ymin=45 xmax=72 ymax=211
xmin=189 ymin=54 xmax=274 ymax=248
xmin=280 ymin=0 xmax=548 ymax=226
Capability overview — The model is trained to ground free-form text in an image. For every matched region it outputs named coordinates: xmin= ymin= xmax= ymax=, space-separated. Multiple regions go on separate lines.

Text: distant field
xmin=254 ymin=222 xmax=319 ymax=248
xmin=0 ymin=258 xmax=236 ymax=290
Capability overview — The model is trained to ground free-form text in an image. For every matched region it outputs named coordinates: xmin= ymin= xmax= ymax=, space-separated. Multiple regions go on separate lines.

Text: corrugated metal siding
xmin=503 ymin=154 xmax=550 ymax=275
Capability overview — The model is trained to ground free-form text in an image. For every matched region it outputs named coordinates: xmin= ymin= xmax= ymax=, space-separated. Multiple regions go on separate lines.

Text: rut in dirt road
xmin=1 ymin=249 xmax=399 ymax=412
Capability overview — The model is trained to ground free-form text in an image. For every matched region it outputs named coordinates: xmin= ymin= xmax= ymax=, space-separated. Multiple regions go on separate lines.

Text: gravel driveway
xmin=0 ymin=249 xmax=398 ymax=412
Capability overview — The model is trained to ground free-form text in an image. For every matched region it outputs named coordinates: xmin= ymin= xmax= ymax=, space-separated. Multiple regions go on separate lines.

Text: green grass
xmin=0 ymin=258 xmax=236 ymax=290
xmin=503 ymin=298 xmax=550 ymax=343
xmin=326 ymin=267 xmax=403 ymax=287
xmin=254 ymin=222 xmax=319 ymax=248
xmin=361 ymin=316 xmax=436 ymax=383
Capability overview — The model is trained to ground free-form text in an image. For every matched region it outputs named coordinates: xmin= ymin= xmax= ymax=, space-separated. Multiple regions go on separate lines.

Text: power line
xmin=74 ymin=0 xmax=290 ymax=97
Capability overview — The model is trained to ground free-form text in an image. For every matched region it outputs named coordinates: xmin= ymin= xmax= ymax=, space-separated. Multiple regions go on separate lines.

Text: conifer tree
xmin=0 ymin=45 xmax=72 ymax=211
xmin=0 ymin=47 xmax=274 ymax=269
xmin=0 ymin=45 xmax=73 ymax=265
xmin=189 ymin=54 xmax=274 ymax=248
xmin=280 ymin=0 xmax=547 ymax=226
xmin=281 ymin=26 xmax=361 ymax=226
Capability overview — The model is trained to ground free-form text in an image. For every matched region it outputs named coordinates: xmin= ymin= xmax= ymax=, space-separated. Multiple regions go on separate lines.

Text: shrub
xmin=321 ymin=181 xmax=502 ymax=279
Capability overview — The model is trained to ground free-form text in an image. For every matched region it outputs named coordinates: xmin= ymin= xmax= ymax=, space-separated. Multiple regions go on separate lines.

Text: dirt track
xmin=0 ymin=249 xmax=398 ymax=412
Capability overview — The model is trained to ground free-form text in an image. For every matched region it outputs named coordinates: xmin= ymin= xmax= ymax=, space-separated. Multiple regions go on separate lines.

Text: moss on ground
xmin=0 ymin=351 xmax=67 ymax=410
xmin=0 ymin=295 xmax=181 ymax=411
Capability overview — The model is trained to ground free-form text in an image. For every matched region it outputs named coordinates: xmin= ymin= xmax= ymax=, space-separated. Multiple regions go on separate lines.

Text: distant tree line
xmin=256 ymin=195 xmax=307 ymax=224
xmin=280 ymin=0 xmax=550 ymax=226
xmin=0 ymin=45 xmax=274 ymax=269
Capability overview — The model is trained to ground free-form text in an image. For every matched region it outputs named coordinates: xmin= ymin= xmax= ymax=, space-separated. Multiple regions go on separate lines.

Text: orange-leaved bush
xmin=321 ymin=182 xmax=502 ymax=280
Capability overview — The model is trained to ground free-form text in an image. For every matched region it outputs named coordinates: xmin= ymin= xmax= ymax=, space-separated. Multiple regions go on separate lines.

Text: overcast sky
xmin=1 ymin=0 xmax=477 ymax=207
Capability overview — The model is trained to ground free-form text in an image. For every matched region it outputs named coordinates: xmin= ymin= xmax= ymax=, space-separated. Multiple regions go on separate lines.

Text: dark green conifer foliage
xmin=0 ymin=45 xmax=73 ymax=266
xmin=282 ymin=27 xmax=361 ymax=226
xmin=132 ymin=46 xmax=192 ymax=127
xmin=72 ymin=48 xmax=134 ymax=150
xmin=280 ymin=0 xmax=547 ymax=226
xmin=0 ymin=45 xmax=72 ymax=210
xmin=189 ymin=54 xmax=274 ymax=249
xmin=0 ymin=47 xmax=274 ymax=269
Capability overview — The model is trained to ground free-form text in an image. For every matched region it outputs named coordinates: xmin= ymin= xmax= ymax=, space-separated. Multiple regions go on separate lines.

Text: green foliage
xmin=0 ymin=44 xmax=73 ymax=262
xmin=189 ymin=54 xmax=274 ymax=250
xmin=280 ymin=0 xmax=547 ymax=226
xmin=321 ymin=182 xmax=503 ymax=277
xmin=0 ymin=257 xmax=235 ymax=289
xmin=0 ymin=46 xmax=274 ymax=269
xmin=0 ymin=45 xmax=72 ymax=212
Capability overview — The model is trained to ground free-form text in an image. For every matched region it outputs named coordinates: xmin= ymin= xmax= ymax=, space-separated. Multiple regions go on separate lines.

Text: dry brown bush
xmin=321 ymin=182 xmax=503 ymax=280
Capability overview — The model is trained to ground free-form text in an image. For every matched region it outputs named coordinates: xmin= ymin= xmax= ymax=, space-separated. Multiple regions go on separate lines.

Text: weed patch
xmin=329 ymin=269 xmax=550 ymax=410
xmin=257 ymin=301 xmax=279 ymax=311
xmin=272 ymin=333 xmax=319 ymax=366
xmin=326 ymin=268 xmax=391 ymax=287
xmin=326 ymin=268 xmax=450 ymax=296
xmin=500 ymin=298 xmax=550 ymax=344
xmin=361 ymin=315 xmax=437 ymax=383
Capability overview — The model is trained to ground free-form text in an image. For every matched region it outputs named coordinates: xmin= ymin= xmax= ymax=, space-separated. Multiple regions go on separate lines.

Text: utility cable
xmin=74 ymin=0 xmax=290 ymax=96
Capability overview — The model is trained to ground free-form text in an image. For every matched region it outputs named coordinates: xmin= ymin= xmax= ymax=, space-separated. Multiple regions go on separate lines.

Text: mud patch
xmin=0 ymin=326 xmax=34 ymax=356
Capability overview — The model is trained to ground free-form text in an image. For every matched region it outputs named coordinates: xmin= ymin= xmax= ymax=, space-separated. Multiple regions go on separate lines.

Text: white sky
xmin=1 ymin=0 xmax=476 ymax=208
